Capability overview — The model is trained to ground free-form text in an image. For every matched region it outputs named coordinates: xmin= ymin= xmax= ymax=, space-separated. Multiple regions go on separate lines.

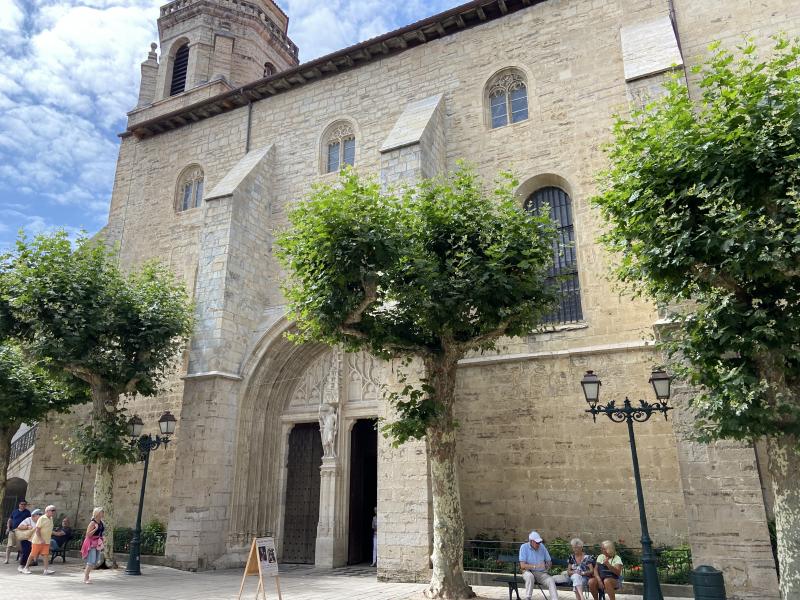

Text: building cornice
xmin=123 ymin=0 xmax=546 ymax=139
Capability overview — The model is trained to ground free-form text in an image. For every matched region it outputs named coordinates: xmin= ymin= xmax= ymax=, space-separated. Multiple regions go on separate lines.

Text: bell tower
xmin=138 ymin=0 xmax=299 ymax=105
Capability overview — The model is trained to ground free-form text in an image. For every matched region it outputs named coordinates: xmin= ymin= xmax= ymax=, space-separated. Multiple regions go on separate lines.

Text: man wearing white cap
xmin=519 ymin=530 xmax=558 ymax=600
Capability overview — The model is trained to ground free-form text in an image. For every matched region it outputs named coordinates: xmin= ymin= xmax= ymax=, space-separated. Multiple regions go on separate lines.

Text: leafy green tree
xmin=0 ymin=342 xmax=87 ymax=505
xmin=0 ymin=232 xmax=194 ymax=565
xmin=592 ymin=38 xmax=800 ymax=596
xmin=278 ymin=166 xmax=557 ymax=599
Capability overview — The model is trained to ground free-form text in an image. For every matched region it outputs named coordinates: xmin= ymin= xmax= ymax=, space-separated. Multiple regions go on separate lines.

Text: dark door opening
xmin=282 ymin=422 xmax=322 ymax=564
xmin=347 ymin=419 xmax=378 ymax=565
xmin=1 ymin=478 xmax=28 ymax=539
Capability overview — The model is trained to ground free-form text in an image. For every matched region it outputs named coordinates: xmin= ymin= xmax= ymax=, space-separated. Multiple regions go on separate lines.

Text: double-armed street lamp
xmin=124 ymin=410 xmax=177 ymax=576
xmin=579 ymin=368 xmax=673 ymax=600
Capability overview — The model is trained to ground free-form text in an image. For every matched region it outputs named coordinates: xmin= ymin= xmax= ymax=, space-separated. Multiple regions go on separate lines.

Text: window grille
xmin=325 ymin=123 xmax=356 ymax=173
xmin=170 ymin=45 xmax=189 ymax=96
xmin=525 ymin=186 xmax=583 ymax=324
xmin=177 ymin=167 xmax=204 ymax=212
xmin=488 ymin=71 xmax=528 ymax=129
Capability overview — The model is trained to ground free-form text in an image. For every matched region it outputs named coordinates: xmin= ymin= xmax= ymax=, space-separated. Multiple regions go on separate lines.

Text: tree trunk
xmin=423 ymin=352 xmax=475 ymax=600
xmin=91 ymin=383 xmax=119 ymax=568
xmin=0 ymin=424 xmax=17 ymax=513
xmin=767 ymin=434 xmax=800 ymax=599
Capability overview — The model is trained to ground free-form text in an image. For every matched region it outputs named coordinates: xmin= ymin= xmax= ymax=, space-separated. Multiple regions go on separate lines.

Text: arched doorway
xmin=347 ymin=419 xmax=377 ymax=565
xmin=1 ymin=478 xmax=28 ymax=538
xmin=228 ymin=321 xmax=385 ymax=568
xmin=282 ymin=422 xmax=323 ymax=564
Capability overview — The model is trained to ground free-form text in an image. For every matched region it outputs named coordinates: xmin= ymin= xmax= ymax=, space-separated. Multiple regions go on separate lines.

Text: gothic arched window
xmin=323 ymin=121 xmax=356 ymax=173
xmin=264 ymin=62 xmax=276 ymax=77
xmin=487 ymin=69 xmax=529 ymax=129
xmin=170 ymin=44 xmax=189 ymax=96
xmin=525 ymin=186 xmax=583 ymax=323
xmin=176 ymin=166 xmax=204 ymax=212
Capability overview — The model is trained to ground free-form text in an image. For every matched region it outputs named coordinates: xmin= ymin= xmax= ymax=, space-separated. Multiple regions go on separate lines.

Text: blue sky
xmin=0 ymin=0 xmax=460 ymax=250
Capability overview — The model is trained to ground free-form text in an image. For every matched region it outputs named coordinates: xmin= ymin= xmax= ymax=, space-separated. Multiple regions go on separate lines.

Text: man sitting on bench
xmin=50 ymin=517 xmax=73 ymax=555
xmin=519 ymin=530 xmax=558 ymax=600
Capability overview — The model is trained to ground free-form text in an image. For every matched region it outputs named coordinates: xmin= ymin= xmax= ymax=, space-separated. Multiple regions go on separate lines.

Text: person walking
xmin=370 ymin=507 xmax=377 ymax=567
xmin=21 ymin=505 xmax=56 ymax=574
xmin=80 ymin=507 xmax=105 ymax=584
xmin=4 ymin=499 xmax=30 ymax=564
xmin=15 ymin=509 xmax=39 ymax=572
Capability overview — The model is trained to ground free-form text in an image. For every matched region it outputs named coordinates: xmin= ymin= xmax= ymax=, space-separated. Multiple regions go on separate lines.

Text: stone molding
xmin=458 ymin=339 xmax=657 ymax=367
xmin=183 ymin=370 xmax=243 ymax=381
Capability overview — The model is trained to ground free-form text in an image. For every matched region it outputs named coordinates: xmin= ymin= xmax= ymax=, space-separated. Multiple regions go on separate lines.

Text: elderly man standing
xmin=4 ymin=499 xmax=30 ymax=564
xmin=519 ymin=530 xmax=558 ymax=600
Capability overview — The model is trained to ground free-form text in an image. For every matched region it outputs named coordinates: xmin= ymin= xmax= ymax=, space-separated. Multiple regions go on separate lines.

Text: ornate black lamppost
xmin=580 ymin=369 xmax=673 ymax=600
xmin=124 ymin=411 xmax=177 ymax=576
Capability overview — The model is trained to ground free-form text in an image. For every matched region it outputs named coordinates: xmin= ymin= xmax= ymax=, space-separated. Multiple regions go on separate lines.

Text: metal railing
xmin=10 ymin=424 xmax=38 ymax=462
xmin=62 ymin=530 xmax=167 ymax=556
xmin=464 ymin=539 xmax=693 ymax=585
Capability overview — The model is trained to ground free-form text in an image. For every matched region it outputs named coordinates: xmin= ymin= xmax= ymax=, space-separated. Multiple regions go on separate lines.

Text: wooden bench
xmin=492 ymin=554 xmax=522 ymax=600
xmin=49 ymin=533 xmax=75 ymax=564
xmin=492 ymin=554 xmax=592 ymax=600
xmin=50 ymin=542 xmax=68 ymax=563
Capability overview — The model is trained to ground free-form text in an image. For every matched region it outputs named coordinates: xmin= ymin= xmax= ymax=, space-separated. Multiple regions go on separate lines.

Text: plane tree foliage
xmin=592 ymin=38 xmax=800 ymax=595
xmin=278 ymin=166 xmax=557 ymax=599
xmin=0 ymin=232 xmax=194 ymax=565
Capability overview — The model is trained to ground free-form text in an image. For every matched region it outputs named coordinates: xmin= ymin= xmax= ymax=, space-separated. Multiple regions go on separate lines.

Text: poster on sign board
xmin=256 ymin=537 xmax=279 ymax=576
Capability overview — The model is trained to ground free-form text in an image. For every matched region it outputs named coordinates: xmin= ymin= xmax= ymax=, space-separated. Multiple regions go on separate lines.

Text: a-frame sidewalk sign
xmin=238 ymin=537 xmax=283 ymax=600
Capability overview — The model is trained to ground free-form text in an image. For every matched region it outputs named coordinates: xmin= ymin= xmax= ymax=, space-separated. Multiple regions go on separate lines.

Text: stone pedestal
xmin=315 ymin=457 xmax=347 ymax=567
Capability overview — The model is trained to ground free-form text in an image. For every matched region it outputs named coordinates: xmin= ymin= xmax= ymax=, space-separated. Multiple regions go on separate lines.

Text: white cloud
xmin=0 ymin=0 xmax=461 ymax=249
xmin=0 ymin=0 xmax=24 ymax=33
xmin=285 ymin=0 xmax=457 ymax=60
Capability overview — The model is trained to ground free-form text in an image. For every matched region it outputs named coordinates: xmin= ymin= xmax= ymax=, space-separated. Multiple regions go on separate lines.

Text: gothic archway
xmin=227 ymin=317 xmax=385 ymax=567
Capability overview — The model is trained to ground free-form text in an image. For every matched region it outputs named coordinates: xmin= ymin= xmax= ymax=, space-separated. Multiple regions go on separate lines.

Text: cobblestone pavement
xmin=0 ymin=560 xmax=689 ymax=600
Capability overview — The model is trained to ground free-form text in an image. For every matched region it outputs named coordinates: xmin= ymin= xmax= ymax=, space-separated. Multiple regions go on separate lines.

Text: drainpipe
xmin=244 ymin=91 xmax=253 ymax=154
xmin=666 ymin=0 xmax=692 ymax=95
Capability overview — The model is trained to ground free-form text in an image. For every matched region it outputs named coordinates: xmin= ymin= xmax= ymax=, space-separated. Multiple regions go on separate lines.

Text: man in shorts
xmin=4 ymin=499 xmax=29 ymax=564
xmin=21 ymin=505 xmax=56 ymax=575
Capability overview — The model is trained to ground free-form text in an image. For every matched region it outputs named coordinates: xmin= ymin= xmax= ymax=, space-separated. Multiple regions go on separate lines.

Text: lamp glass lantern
xmin=128 ymin=415 xmax=144 ymax=438
xmin=580 ymin=370 xmax=602 ymax=406
xmin=158 ymin=411 xmax=177 ymax=435
xmin=648 ymin=369 xmax=672 ymax=401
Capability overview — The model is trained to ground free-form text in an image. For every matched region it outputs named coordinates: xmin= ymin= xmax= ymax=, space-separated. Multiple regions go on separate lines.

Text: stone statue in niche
xmin=319 ymin=403 xmax=338 ymax=458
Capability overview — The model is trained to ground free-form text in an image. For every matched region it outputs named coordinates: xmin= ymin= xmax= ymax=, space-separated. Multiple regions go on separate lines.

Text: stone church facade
xmin=14 ymin=0 xmax=800 ymax=598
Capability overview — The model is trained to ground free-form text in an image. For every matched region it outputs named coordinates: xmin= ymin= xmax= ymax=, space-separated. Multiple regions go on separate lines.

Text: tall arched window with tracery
xmin=487 ymin=69 xmax=529 ymax=129
xmin=525 ymin=186 xmax=583 ymax=323
xmin=323 ymin=122 xmax=356 ymax=173
xmin=176 ymin=166 xmax=204 ymax=212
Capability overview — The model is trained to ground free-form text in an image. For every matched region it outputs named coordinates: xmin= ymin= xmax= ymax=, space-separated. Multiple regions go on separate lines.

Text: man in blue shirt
xmin=519 ymin=530 xmax=558 ymax=600
xmin=4 ymin=499 xmax=30 ymax=564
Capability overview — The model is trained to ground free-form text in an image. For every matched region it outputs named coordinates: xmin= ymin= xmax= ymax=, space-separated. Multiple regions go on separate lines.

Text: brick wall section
xmin=377 ymin=360 xmax=434 ymax=583
xmin=667 ymin=375 xmax=780 ymax=600
xmin=167 ymin=145 xmax=276 ymax=567
xmin=456 ymin=346 xmax=687 ymax=545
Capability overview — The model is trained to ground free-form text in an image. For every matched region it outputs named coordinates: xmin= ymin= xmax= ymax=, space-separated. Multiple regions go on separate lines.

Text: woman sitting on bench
xmin=589 ymin=541 xmax=623 ymax=600
xmin=567 ymin=538 xmax=595 ymax=600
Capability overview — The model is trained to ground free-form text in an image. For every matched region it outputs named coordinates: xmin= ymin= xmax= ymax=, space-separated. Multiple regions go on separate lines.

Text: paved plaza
xmin=0 ymin=560 xmax=691 ymax=600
